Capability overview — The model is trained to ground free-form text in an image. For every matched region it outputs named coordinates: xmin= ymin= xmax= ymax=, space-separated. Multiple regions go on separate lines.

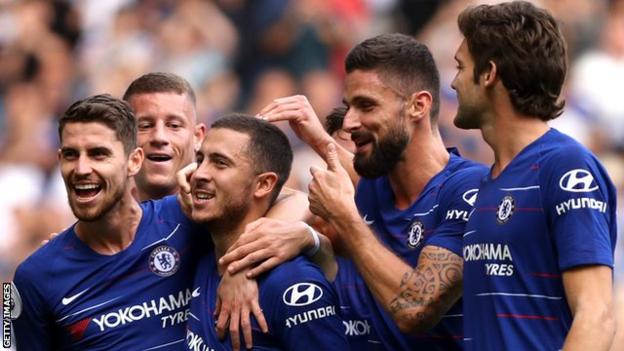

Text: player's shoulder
xmin=440 ymin=154 xmax=488 ymax=197
xmin=15 ymin=226 xmax=75 ymax=280
xmin=260 ymin=256 xmax=326 ymax=289
xmin=141 ymin=195 xmax=186 ymax=222
xmin=536 ymin=129 xmax=606 ymax=177
xmin=140 ymin=195 xmax=197 ymax=237
xmin=538 ymin=129 xmax=594 ymax=161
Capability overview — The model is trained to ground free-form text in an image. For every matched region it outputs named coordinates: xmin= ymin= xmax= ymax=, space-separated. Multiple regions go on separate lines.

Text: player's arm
xmin=331 ymin=213 xmax=462 ymax=332
xmin=266 ymin=186 xmax=310 ymax=221
xmin=12 ymin=267 xmax=53 ymax=351
xmin=308 ymin=144 xmax=464 ymax=332
xmin=561 ymin=265 xmax=615 ymax=350
xmin=258 ymin=94 xmax=359 ymax=186
xmin=220 ymin=218 xmax=338 ymax=281
xmin=542 ymin=152 xmax=618 ymax=350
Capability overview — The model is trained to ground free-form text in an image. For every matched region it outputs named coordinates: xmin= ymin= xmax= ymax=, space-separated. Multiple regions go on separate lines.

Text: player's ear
xmin=406 ymin=90 xmax=433 ymax=123
xmin=253 ymin=172 xmax=278 ymax=200
xmin=194 ymin=123 xmax=206 ymax=152
xmin=482 ymin=60 xmax=498 ymax=87
xmin=127 ymin=147 xmax=144 ymax=177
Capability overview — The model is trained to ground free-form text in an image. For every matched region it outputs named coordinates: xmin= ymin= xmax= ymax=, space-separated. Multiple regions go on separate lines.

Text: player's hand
xmin=215 ymin=270 xmax=268 ymax=351
xmin=176 ymin=162 xmax=197 ymax=218
xmin=41 ymin=232 xmax=59 ymax=246
xmin=309 ymin=143 xmax=357 ymax=222
xmin=220 ymin=219 xmax=313 ymax=278
xmin=257 ymin=95 xmax=333 ymax=152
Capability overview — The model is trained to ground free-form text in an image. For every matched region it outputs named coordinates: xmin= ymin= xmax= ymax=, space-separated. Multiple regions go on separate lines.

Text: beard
xmin=453 ymin=99 xmax=483 ymax=130
xmin=353 ymin=123 xmax=409 ymax=179
xmin=199 ymin=182 xmax=253 ymax=235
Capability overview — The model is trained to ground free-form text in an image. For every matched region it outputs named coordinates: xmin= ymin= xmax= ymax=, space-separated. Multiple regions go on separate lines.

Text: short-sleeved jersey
xmin=185 ymin=255 xmax=348 ymax=350
xmin=334 ymin=150 xmax=488 ymax=350
xmin=13 ymin=195 xmax=209 ymax=351
xmin=462 ymin=129 xmax=617 ymax=350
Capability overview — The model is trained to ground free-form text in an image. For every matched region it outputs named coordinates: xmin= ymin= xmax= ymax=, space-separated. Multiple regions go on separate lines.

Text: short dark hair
xmin=458 ymin=1 xmax=567 ymax=121
xmin=211 ymin=114 xmax=293 ymax=204
xmin=122 ymin=72 xmax=196 ymax=105
xmin=59 ymin=94 xmax=137 ymax=154
xmin=345 ymin=33 xmax=441 ymax=121
xmin=324 ymin=105 xmax=347 ymax=135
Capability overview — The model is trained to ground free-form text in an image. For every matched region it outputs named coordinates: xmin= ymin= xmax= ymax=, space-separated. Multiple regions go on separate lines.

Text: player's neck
xmin=75 ymin=192 xmax=143 ymax=255
xmin=134 ymin=183 xmax=177 ymax=202
xmin=388 ymin=130 xmax=449 ymax=210
xmin=210 ymin=206 xmax=267 ymax=274
xmin=483 ymin=108 xmax=550 ymax=179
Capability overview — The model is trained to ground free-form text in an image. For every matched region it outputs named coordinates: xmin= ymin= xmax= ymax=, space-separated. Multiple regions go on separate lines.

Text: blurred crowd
xmin=0 ymin=0 xmax=623 ymax=340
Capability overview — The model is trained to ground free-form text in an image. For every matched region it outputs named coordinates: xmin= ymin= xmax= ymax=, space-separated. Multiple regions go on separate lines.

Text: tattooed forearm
xmin=388 ymin=246 xmax=463 ymax=332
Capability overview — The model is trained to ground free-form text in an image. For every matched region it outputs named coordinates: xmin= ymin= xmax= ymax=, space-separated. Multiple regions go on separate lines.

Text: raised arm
xmin=258 ymin=95 xmax=359 ymax=186
xmin=308 ymin=144 xmax=463 ymax=332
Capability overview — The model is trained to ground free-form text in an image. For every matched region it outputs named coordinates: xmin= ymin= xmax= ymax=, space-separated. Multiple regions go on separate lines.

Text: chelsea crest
xmin=149 ymin=245 xmax=180 ymax=277
xmin=407 ymin=221 xmax=424 ymax=248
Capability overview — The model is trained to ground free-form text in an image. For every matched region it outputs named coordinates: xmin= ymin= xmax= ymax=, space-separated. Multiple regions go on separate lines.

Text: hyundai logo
xmin=559 ymin=169 xmax=598 ymax=193
xmin=283 ymin=283 xmax=323 ymax=306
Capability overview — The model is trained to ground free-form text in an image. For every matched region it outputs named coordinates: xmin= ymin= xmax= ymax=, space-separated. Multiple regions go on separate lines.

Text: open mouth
xmin=351 ymin=132 xmax=373 ymax=149
xmin=146 ymin=153 xmax=172 ymax=162
xmin=73 ymin=183 xmax=102 ymax=200
xmin=193 ymin=190 xmax=215 ymax=202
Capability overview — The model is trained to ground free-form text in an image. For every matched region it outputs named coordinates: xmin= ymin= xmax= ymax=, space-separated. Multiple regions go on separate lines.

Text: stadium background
xmin=0 ymin=0 xmax=622 ymax=349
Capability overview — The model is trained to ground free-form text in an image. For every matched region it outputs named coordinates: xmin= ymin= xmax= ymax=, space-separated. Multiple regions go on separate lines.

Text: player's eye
xmin=195 ymin=153 xmax=204 ymax=164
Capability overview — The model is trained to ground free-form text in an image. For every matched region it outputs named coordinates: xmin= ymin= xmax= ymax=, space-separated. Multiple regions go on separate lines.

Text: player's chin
xmin=190 ymin=209 xmax=217 ymax=224
xmin=72 ymin=205 xmax=104 ymax=222
xmin=141 ymin=173 xmax=177 ymax=191
xmin=453 ymin=115 xmax=476 ymax=130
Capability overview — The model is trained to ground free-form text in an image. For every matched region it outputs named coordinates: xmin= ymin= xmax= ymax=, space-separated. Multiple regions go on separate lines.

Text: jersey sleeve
xmin=261 ymin=258 xmax=348 ymax=350
xmin=425 ymin=166 xmax=485 ymax=256
xmin=12 ymin=262 xmax=53 ymax=351
xmin=541 ymin=148 xmax=617 ymax=270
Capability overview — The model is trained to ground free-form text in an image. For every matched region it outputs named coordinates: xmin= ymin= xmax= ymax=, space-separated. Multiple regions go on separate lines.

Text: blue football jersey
xmin=334 ymin=150 xmax=487 ymax=350
xmin=13 ymin=195 xmax=208 ymax=350
xmin=462 ymin=129 xmax=617 ymax=350
xmin=185 ymin=255 xmax=348 ymax=351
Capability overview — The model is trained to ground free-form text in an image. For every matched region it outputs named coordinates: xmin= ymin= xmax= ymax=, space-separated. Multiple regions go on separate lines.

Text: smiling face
xmin=190 ymin=128 xmax=256 ymax=226
xmin=342 ymin=69 xmax=409 ymax=179
xmin=129 ymin=92 xmax=205 ymax=199
xmin=59 ymin=122 xmax=140 ymax=221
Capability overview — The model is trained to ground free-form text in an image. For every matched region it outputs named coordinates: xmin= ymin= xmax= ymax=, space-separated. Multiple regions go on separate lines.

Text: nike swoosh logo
xmin=363 ymin=215 xmax=374 ymax=225
xmin=192 ymin=287 xmax=200 ymax=298
xmin=62 ymin=288 xmax=89 ymax=306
